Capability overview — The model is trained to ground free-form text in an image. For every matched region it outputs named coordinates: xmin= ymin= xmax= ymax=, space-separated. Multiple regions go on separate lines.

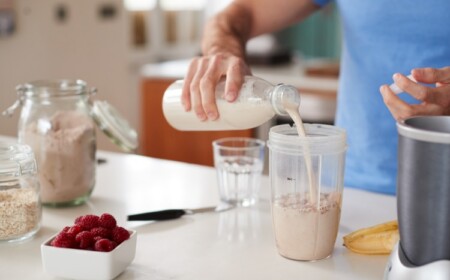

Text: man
xmin=181 ymin=0 xmax=450 ymax=194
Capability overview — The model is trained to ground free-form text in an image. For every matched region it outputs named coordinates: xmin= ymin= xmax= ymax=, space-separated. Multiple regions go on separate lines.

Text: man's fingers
xmin=224 ymin=57 xmax=249 ymax=102
xmin=182 ymin=57 xmax=200 ymax=111
xmin=190 ymin=58 xmax=210 ymax=121
xmin=381 ymin=84 xmax=447 ymax=120
xmin=411 ymin=67 xmax=450 ymax=84
xmin=199 ymin=78 xmax=219 ymax=120
xmin=182 ymin=53 xmax=250 ymax=121
xmin=410 ymin=103 xmax=445 ymax=116
xmin=380 ymin=85 xmax=415 ymax=121
xmin=392 ymin=73 xmax=430 ymax=101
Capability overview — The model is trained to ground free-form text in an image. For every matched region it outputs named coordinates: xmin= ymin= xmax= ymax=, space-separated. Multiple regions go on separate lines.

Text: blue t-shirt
xmin=313 ymin=0 xmax=450 ymax=194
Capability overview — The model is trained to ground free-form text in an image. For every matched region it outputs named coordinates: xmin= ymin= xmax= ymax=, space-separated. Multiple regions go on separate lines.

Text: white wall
xmin=0 ymin=0 xmax=139 ymax=152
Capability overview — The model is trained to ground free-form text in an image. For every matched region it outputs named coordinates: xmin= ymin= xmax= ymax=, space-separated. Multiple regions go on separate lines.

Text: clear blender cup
xmin=267 ymin=124 xmax=347 ymax=261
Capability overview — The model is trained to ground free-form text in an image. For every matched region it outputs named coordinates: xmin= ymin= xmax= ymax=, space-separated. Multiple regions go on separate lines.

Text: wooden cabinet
xmin=140 ymin=78 xmax=254 ymax=166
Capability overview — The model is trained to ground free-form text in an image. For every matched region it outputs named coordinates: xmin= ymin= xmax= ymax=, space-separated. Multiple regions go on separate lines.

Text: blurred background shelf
xmin=0 ymin=0 xmax=341 ymax=166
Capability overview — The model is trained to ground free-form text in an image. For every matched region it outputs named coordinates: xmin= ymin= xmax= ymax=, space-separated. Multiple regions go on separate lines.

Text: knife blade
xmin=127 ymin=205 xmax=233 ymax=221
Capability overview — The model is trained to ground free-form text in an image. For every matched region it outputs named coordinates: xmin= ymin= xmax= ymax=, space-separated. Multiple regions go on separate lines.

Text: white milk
xmin=163 ymin=97 xmax=275 ymax=131
xmin=283 ymin=100 xmax=317 ymax=204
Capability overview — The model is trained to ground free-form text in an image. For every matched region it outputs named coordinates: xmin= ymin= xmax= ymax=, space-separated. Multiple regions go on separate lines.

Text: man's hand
xmin=380 ymin=67 xmax=450 ymax=121
xmin=181 ymin=53 xmax=251 ymax=121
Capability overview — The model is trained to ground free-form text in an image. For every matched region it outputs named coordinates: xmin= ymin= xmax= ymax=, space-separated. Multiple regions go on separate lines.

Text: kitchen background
xmin=0 ymin=0 xmax=341 ymax=153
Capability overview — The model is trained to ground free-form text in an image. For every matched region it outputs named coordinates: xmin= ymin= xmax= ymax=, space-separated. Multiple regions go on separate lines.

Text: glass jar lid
xmin=16 ymin=79 xmax=89 ymax=98
xmin=0 ymin=143 xmax=37 ymax=180
xmin=92 ymin=101 xmax=139 ymax=152
xmin=2 ymin=80 xmax=95 ymax=117
xmin=3 ymin=79 xmax=139 ymax=153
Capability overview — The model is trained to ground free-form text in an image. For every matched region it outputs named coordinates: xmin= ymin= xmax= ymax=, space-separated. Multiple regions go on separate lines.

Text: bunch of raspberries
xmin=50 ymin=213 xmax=130 ymax=252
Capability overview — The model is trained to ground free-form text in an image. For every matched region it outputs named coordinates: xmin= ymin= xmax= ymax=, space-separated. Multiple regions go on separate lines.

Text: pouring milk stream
xmin=282 ymin=99 xmax=317 ymax=205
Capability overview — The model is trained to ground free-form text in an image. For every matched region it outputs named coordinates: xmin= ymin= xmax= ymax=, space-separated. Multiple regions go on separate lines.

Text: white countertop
xmin=0 ymin=136 xmax=396 ymax=280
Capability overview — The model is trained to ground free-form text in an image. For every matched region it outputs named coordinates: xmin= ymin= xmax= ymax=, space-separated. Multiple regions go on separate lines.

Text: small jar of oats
xmin=0 ymin=142 xmax=41 ymax=243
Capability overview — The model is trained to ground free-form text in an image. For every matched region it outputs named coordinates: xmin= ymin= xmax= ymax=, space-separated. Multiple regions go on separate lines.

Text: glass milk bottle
xmin=3 ymin=79 xmax=138 ymax=207
xmin=162 ymin=76 xmax=300 ymax=131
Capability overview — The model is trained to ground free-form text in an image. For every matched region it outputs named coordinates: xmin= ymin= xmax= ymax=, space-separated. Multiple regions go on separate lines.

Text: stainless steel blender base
xmin=384 ymin=242 xmax=450 ymax=280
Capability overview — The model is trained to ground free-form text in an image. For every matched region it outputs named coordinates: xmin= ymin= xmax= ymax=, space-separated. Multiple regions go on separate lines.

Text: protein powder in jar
xmin=0 ymin=142 xmax=41 ymax=243
xmin=3 ymin=79 xmax=138 ymax=207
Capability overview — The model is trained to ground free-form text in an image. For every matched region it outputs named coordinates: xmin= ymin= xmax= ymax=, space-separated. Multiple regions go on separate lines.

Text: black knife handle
xmin=127 ymin=209 xmax=186 ymax=221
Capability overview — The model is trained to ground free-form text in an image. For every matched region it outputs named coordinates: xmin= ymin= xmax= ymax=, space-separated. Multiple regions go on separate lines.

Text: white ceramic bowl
xmin=41 ymin=230 xmax=137 ymax=280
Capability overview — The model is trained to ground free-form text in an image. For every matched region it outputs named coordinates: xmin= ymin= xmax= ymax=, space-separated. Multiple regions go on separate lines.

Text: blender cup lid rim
xmin=397 ymin=116 xmax=450 ymax=144
xmin=267 ymin=124 xmax=347 ymax=155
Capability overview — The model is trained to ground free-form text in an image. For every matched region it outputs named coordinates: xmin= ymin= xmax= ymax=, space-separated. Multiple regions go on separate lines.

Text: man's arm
xmin=182 ymin=0 xmax=321 ymax=121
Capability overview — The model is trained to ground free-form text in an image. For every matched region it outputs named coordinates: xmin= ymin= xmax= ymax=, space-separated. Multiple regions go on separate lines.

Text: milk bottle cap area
xmin=271 ymin=84 xmax=301 ymax=116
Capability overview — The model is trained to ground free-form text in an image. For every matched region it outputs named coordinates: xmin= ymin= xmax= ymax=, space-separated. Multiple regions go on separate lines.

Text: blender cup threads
xmin=267 ymin=124 xmax=346 ymax=261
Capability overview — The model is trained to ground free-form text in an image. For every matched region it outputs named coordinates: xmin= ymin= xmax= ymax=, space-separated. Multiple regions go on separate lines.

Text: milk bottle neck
xmin=270 ymin=84 xmax=301 ymax=116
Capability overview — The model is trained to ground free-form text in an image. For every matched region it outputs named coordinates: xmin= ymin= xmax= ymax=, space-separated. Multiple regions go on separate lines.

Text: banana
xmin=343 ymin=220 xmax=399 ymax=255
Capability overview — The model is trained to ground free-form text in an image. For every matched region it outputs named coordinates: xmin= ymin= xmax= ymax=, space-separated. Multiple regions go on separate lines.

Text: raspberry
xmin=75 ymin=231 xmax=95 ymax=249
xmin=112 ymin=226 xmax=130 ymax=245
xmin=74 ymin=216 xmax=83 ymax=224
xmin=99 ymin=213 xmax=117 ymax=229
xmin=66 ymin=225 xmax=83 ymax=238
xmin=51 ymin=232 xmax=76 ymax=248
xmin=53 ymin=213 xmax=129 ymax=252
xmin=94 ymin=239 xmax=117 ymax=252
xmin=90 ymin=227 xmax=111 ymax=239
xmin=93 ymin=236 xmax=103 ymax=242
xmin=61 ymin=226 xmax=71 ymax=233
xmin=76 ymin=214 xmax=100 ymax=230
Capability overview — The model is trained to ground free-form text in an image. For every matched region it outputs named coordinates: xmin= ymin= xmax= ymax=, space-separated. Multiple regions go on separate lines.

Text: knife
xmin=127 ymin=205 xmax=233 ymax=221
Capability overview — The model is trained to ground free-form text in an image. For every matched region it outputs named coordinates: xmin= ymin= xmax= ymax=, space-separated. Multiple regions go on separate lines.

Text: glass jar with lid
xmin=0 ymin=142 xmax=41 ymax=242
xmin=3 ymin=79 xmax=138 ymax=207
